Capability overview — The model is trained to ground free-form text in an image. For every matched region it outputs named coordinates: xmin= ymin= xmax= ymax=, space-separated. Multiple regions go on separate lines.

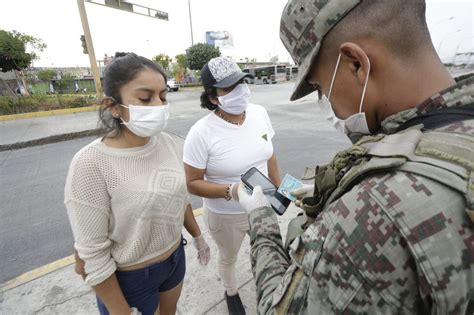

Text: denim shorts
xmin=97 ymin=239 xmax=186 ymax=315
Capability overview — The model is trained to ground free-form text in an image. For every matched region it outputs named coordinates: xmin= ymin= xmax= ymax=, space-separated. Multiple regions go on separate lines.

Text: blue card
xmin=278 ymin=174 xmax=302 ymax=202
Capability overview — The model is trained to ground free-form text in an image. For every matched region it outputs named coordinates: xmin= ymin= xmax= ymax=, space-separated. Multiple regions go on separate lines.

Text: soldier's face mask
xmin=319 ymin=53 xmax=371 ymax=135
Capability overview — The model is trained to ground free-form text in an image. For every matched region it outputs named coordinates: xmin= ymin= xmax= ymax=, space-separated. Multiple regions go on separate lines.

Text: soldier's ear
xmin=339 ymin=42 xmax=370 ymax=86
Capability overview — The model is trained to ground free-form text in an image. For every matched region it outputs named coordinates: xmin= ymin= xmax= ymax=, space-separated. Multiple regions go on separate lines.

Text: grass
xmin=0 ymin=94 xmax=98 ymax=115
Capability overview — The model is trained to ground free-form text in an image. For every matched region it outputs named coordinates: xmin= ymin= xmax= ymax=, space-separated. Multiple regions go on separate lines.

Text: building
xmin=205 ymin=31 xmax=234 ymax=56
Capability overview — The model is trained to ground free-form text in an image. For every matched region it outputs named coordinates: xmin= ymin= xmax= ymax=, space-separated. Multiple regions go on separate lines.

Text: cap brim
xmin=290 ymin=42 xmax=321 ymax=101
xmin=213 ymin=72 xmax=254 ymax=88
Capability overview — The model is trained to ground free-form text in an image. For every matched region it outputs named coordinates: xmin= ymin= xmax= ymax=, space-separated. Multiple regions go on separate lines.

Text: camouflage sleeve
xmin=248 ymin=206 xmax=291 ymax=314
xmin=306 ymin=172 xmax=421 ymax=313
xmin=305 ymin=170 xmax=471 ymax=313
xmin=250 ymin=171 xmax=471 ymax=314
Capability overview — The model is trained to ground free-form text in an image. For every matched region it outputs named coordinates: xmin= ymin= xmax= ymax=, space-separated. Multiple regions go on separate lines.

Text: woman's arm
xmin=65 ymin=156 xmax=130 ymax=314
xmin=72 ymin=252 xmax=130 ymax=314
xmin=93 ymin=275 xmax=131 ymax=315
xmin=267 ymin=154 xmax=281 ymax=187
xmin=184 ymin=204 xmax=201 ymax=237
xmin=183 ymin=203 xmax=211 ymax=265
xmin=184 ymin=163 xmax=230 ymax=199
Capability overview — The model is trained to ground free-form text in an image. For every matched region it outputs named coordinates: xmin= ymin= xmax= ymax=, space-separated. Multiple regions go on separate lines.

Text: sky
xmin=0 ymin=0 xmax=473 ymax=67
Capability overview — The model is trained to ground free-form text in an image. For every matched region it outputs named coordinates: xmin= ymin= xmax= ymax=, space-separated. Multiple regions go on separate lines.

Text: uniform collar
xmin=380 ymin=73 xmax=474 ymax=135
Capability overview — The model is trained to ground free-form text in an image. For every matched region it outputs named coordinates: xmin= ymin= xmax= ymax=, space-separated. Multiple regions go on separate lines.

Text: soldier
xmin=238 ymin=0 xmax=474 ymax=314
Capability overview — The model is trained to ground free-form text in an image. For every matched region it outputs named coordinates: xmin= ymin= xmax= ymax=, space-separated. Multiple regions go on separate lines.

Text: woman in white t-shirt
xmin=183 ymin=57 xmax=281 ymax=314
xmin=65 ymin=53 xmax=210 ymax=315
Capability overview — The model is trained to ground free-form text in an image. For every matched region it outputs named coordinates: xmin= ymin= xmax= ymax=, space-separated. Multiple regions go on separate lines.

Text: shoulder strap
xmin=397 ymin=104 xmax=474 ymax=132
xmin=302 ymin=119 xmax=474 ymax=222
xmin=334 ymin=126 xmax=474 ymax=222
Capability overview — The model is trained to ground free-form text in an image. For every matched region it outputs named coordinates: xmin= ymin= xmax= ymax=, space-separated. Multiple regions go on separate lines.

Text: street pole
xmin=188 ymin=0 xmax=194 ymax=46
xmin=77 ymin=0 xmax=103 ymax=98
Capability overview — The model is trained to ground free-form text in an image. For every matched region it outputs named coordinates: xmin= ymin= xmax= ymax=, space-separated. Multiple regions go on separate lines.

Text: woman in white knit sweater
xmin=65 ymin=53 xmax=210 ymax=315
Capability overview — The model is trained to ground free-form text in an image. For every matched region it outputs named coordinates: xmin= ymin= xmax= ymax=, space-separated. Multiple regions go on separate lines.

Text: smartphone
xmin=241 ymin=167 xmax=291 ymax=215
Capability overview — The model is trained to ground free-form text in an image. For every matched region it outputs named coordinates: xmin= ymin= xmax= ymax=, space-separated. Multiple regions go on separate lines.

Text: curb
xmin=0 ymin=105 xmax=100 ymax=122
xmin=0 ymin=129 xmax=100 ymax=152
xmin=0 ymin=208 xmax=204 ymax=293
xmin=0 ymin=255 xmax=75 ymax=293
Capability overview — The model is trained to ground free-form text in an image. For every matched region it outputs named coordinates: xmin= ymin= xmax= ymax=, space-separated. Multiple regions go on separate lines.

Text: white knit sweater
xmin=64 ymin=133 xmax=189 ymax=286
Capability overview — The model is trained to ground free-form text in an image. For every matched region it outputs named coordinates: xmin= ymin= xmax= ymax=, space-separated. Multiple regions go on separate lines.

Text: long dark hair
xmin=98 ymin=53 xmax=167 ymax=137
xmin=200 ymin=88 xmax=218 ymax=111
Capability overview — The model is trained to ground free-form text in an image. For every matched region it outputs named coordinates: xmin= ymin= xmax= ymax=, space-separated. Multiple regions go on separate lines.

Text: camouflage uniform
xmin=248 ymin=0 xmax=474 ymax=314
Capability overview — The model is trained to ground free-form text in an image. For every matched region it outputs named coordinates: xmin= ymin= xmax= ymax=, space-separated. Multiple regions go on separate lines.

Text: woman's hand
xmin=129 ymin=307 xmax=142 ymax=315
xmin=237 ymin=184 xmax=271 ymax=213
xmin=192 ymin=235 xmax=211 ymax=265
xmin=230 ymin=183 xmax=240 ymax=201
xmin=74 ymin=250 xmax=86 ymax=280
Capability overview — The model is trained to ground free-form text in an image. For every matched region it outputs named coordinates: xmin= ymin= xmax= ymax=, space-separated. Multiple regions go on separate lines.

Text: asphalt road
xmin=0 ymin=82 xmax=351 ymax=284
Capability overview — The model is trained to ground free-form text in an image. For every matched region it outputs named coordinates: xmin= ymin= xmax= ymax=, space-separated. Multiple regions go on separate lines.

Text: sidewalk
xmin=0 ymin=205 xmax=301 ymax=315
xmin=0 ymin=105 xmax=304 ymax=314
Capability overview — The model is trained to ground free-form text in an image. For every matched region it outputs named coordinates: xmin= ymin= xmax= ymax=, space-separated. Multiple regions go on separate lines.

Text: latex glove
xmin=291 ymin=184 xmax=314 ymax=208
xmin=130 ymin=307 xmax=142 ymax=315
xmin=230 ymin=183 xmax=240 ymax=201
xmin=193 ymin=235 xmax=210 ymax=265
xmin=237 ymin=183 xmax=271 ymax=213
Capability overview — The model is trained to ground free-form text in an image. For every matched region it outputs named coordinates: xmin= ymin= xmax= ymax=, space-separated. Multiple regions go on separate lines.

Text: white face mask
xmin=217 ymin=83 xmax=250 ymax=115
xmin=120 ymin=104 xmax=170 ymax=137
xmin=323 ymin=53 xmax=371 ymax=135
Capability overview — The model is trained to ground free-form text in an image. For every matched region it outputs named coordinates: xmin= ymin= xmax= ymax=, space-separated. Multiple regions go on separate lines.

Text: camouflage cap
xmin=280 ymin=0 xmax=361 ymax=101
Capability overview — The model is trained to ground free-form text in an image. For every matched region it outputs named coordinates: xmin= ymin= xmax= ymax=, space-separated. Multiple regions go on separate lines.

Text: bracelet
xmin=224 ymin=184 xmax=232 ymax=201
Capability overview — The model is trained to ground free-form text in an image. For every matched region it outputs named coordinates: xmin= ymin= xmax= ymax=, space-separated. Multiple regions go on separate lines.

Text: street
xmin=0 ymin=82 xmax=351 ymax=284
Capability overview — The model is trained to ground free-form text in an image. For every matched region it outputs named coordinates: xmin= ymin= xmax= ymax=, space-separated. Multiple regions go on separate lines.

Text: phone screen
xmin=241 ymin=167 xmax=290 ymax=215
xmin=243 ymin=171 xmax=276 ymax=194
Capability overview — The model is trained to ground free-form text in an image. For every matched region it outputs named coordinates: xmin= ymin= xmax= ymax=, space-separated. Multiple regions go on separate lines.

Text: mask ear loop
xmin=327 ymin=53 xmax=342 ymax=101
xmin=358 ymin=57 xmax=371 ymax=113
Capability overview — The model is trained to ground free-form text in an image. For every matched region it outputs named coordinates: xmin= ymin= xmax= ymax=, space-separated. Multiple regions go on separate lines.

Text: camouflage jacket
xmin=249 ymin=74 xmax=474 ymax=314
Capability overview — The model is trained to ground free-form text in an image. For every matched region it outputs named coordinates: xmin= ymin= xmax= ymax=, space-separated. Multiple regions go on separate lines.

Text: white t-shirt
xmin=183 ymin=104 xmax=275 ymax=214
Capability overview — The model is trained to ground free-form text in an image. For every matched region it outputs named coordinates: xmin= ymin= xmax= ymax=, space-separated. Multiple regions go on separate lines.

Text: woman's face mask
xmin=320 ymin=53 xmax=371 ymax=135
xmin=217 ymin=83 xmax=251 ymax=115
xmin=120 ymin=104 xmax=170 ymax=137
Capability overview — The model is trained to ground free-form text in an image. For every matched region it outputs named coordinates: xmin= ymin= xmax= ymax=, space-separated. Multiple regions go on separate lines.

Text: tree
xmin=270 ymin=55 xmax=279 ymax=64
xmin=185 ymin=43 xmax=221 ymax=71
xmin=152 ymin=53 xmax=172 ymax=71
xmin=57 ymin=73 xmax=76 ymax=93
xmin=37 ymin=69 xmax=56 ymax=82
xmin=0 ymin=30 xmax=46 ymax=95
xmin=175 ymin=54 xmax=187 ymax=70
xmin=172 ymin=54 xmax=188 ymax=81
xmin=171 ymin=64 xmax=182 ymax=81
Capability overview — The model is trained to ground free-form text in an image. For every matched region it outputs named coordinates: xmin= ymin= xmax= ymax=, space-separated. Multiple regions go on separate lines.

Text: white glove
xmin=130 ymin=307 xmax=142 ymax=315
xmin=290 ymin=184 xmax=314 ymax=208
xmin=230 ymin=183 xmax=240 ymax=201
xmin=237 ymin=183 xmax=271 ymax=212
xmin=192 ymin=235 xmax=210 ymax=265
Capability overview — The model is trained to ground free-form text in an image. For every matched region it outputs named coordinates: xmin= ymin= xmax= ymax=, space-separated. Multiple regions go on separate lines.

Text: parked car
xmin=167 ymin=78 xmax=179 ymax=92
